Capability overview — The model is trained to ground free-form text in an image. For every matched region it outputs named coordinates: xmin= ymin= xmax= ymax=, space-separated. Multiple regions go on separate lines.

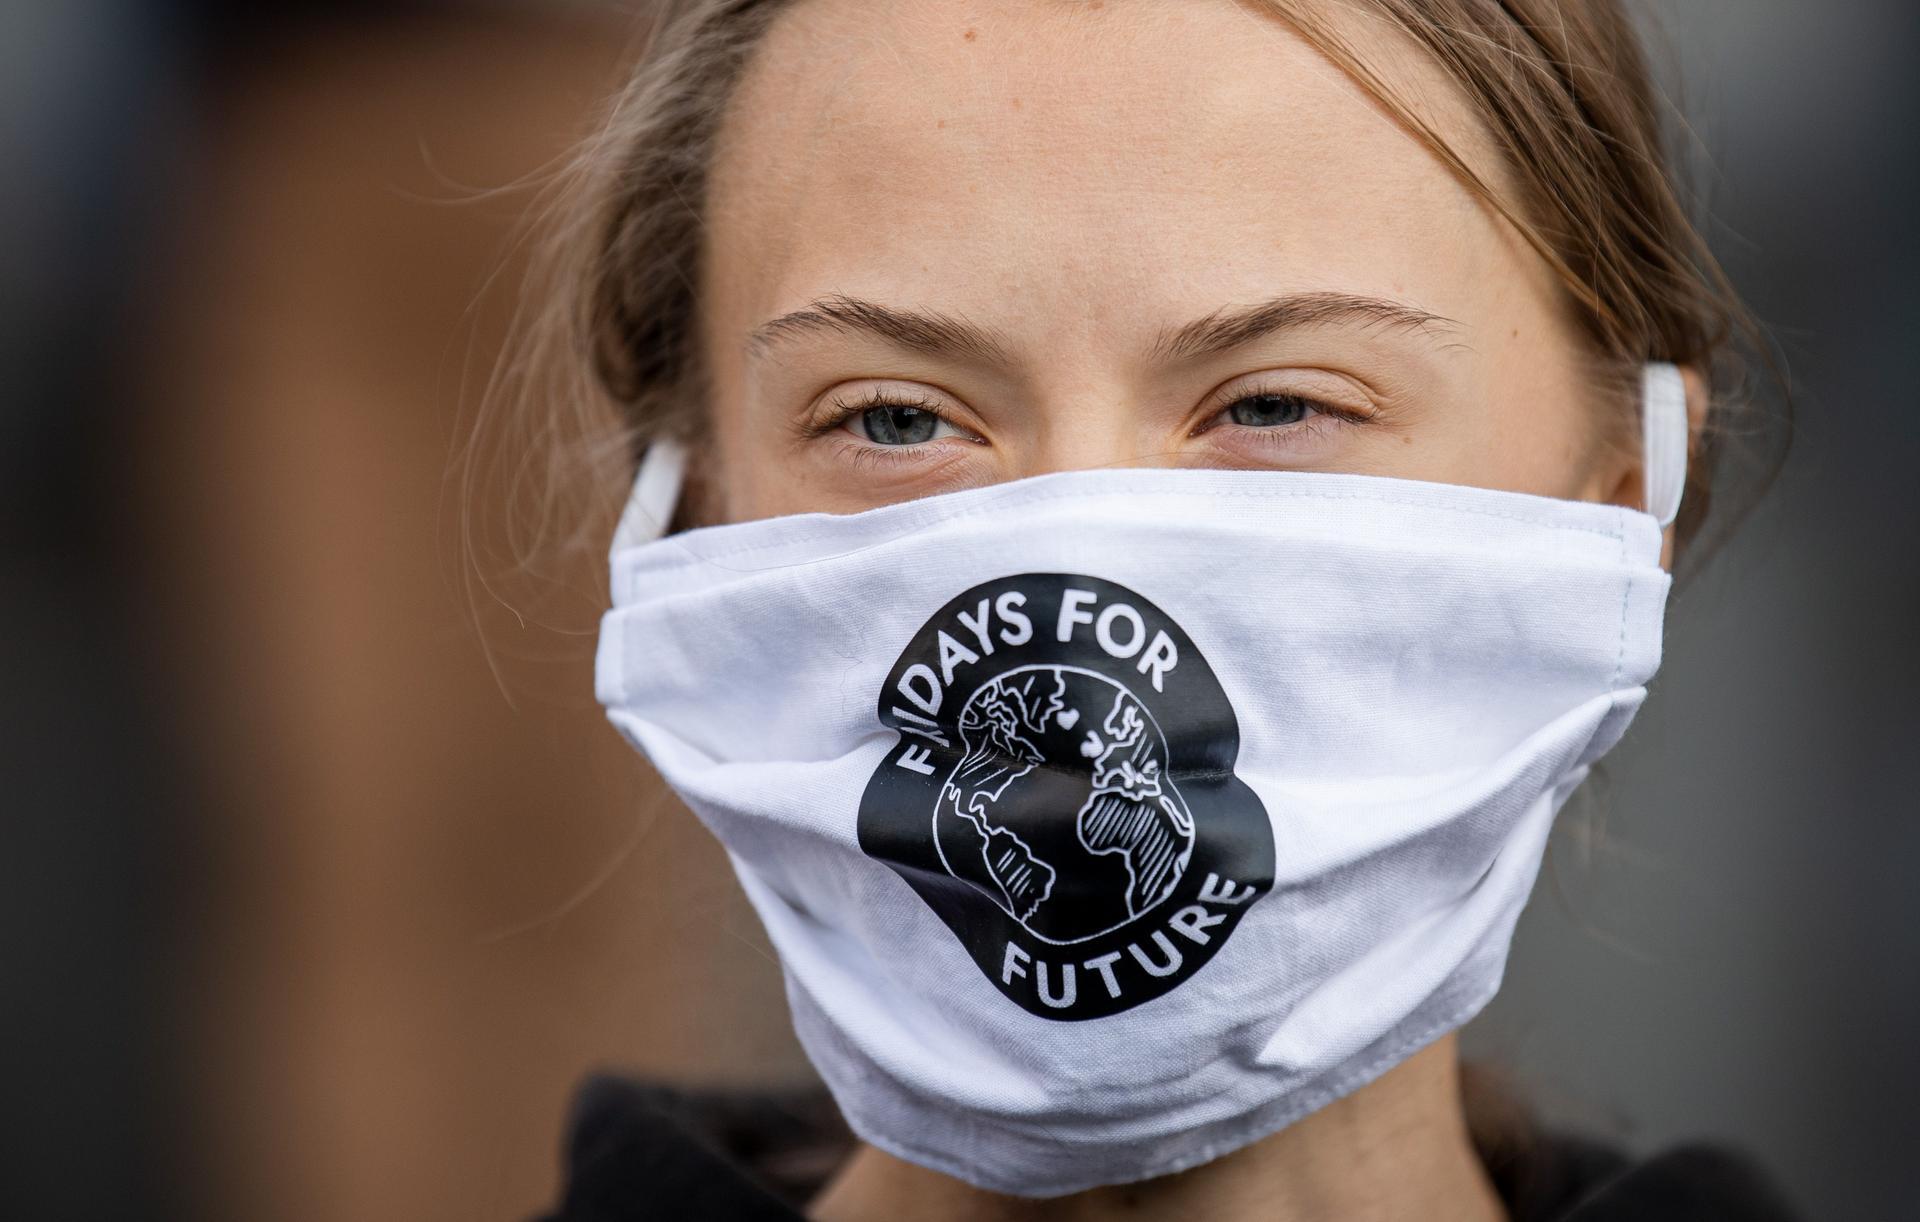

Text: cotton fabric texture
xmin=593 ymin=365 xmax=1686 ymax=1196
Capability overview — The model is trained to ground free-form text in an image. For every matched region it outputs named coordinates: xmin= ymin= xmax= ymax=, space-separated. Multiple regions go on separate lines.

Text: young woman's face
xmin=697 ymin=0 xmax=1643 ymax=524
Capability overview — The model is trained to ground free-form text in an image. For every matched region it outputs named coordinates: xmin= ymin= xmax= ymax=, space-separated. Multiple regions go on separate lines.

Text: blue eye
xmin=834 ymin=390 xmax=972 ymax=447
xmin=855 ymin=404 xmax=943 ymax=445
xmin=1226 ymin=392 xmax=1317 ymax=428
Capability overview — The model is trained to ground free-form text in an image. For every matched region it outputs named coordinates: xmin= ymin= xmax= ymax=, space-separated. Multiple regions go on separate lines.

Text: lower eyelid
xmin=830 ymin=435 xmax=981 ymax=476
xmin=1198 ymin=413 xmax=1353 ymax=456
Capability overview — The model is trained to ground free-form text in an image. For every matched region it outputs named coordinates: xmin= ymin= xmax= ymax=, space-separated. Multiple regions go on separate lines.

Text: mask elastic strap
xmin=1641 ymin=361 xmax=1689 ymax=529
xmin=611 ymin=435 xmax=689 ymax=552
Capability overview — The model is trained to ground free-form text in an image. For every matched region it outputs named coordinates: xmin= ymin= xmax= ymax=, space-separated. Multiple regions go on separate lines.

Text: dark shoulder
xmin=1482 ymin=1122 xmax=1803 ymax=1222
xmin=530 ymin=1074 xmax=845 ymax=1222
xmin=532 ymin=1074 xmax=1804 ymax=1222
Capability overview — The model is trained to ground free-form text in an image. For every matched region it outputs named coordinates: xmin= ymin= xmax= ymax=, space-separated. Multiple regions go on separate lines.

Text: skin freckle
xmin=963 ymin=27 xmax=976 ymax=41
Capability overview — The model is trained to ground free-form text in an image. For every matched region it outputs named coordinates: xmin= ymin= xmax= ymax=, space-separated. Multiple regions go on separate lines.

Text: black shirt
xmin=535 ymin=1074 xmax=1805 ymax=1222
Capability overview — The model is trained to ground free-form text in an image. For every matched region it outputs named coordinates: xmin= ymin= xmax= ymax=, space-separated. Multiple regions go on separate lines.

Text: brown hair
xmin=468 ymin=0 xmax=1788 ymax=605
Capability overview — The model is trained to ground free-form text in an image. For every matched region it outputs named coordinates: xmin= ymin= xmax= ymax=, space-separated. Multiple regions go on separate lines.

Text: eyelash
xmin=807 ymin=382 xmax=1369 ymax=462
xmin=1191 ymin=385 xmax=1373 ymax=443
xmin=802 ymin=386 xmax=970 ymax=469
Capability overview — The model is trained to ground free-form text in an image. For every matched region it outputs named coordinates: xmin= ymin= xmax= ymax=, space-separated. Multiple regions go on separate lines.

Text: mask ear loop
xmin=1641 ymin=361 xmax=1689 ymax=529
xmin=610 ymin=435 xmax=689 ymax=553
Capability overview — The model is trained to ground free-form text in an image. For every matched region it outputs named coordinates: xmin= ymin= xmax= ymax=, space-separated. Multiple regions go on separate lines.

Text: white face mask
xmin=595 ymin=364 xmax=1689 ymax=1196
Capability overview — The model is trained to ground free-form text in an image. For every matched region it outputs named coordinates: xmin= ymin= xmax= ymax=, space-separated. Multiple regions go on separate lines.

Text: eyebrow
xmin=745 ymin=290 xmax=1460 ymax=366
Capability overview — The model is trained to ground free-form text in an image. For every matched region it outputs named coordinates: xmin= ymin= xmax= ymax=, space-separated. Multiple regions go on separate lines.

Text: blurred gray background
xmin=3 ymin=1 xmax=1913 ymax=1219
xmin=1466 ymin=5 xmax=1920 ymax=1222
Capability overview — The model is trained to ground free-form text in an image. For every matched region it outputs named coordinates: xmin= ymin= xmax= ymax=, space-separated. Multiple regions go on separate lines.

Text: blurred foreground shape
xmin=135 ymin=8 xmax=807 ymax=1221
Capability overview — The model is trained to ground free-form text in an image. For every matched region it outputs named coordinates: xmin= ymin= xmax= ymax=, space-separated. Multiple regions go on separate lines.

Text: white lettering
xmin=1199 ymin=873 xmax=1257 ymax=906
xmin=1001 ymin=941 xmax=1031 ymax=985
xmin=1128 ymin=930 xmax=1184 ymax=977
xmin=1095 ymin=602 xmax=1146 ymax=658
xmin=1084 ymin=951 xmax=1124 ymax=999
xmin=1036 ymin=961 xmax=1077 ymax=1009
xmin=955 ymin=598 xmax=996 ymax=657
xmin=895 ymin=744 xmax=936 ymax=775
xmin=1002 ymin=901 xmax=1237 ymax=1006
xmin=936 ymin=630 xmax=980 ymax=686
xmin=1168 ymin=904 xmax=1226 ymax=945
xmin=1057 ymin=588 xmax=1098 ymax=642
xmin=995 ymin=591 xmax=1033 ymax=646
xmin=1137 ymin=630 xmax=1178 ymax=692
xmin=889 ymin=706 xmax=949 ymax=747
xmin=897 ymin=664 xmax=942 ymax=716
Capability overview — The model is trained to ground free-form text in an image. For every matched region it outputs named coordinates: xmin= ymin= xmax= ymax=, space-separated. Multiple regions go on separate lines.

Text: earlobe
xmin=1596 ymin=445 xmax=1645 ymax=516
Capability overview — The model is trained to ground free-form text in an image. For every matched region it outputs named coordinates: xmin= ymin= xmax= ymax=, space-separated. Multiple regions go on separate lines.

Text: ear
xmin=1596 ymin=362 xmax=1710 ymax=571
xmin=677 ymin=435 xmax=714 ymax=531
xmin=1660 ymin=363 xmax=1710 ymax=571
xmin=1679 ymin=362 xmax=1711 ymax=437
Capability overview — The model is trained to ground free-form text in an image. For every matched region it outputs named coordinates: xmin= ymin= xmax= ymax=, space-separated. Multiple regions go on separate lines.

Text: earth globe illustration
xmin=934 ymin=664 xmax=1196 ymax=943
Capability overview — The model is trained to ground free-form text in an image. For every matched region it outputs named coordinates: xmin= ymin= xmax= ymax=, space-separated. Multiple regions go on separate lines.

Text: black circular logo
xmin=857 ymin=573 xmax=1275 ymax=1020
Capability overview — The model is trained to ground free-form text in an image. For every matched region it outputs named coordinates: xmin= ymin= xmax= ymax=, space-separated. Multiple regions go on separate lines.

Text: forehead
xmin=703 ymin=0 xmax=1518 ymax=363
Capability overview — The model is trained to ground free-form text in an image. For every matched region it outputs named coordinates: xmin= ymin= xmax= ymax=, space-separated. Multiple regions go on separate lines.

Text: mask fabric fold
xmin=593 ymin=364 xmax=1685 ymax=1196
